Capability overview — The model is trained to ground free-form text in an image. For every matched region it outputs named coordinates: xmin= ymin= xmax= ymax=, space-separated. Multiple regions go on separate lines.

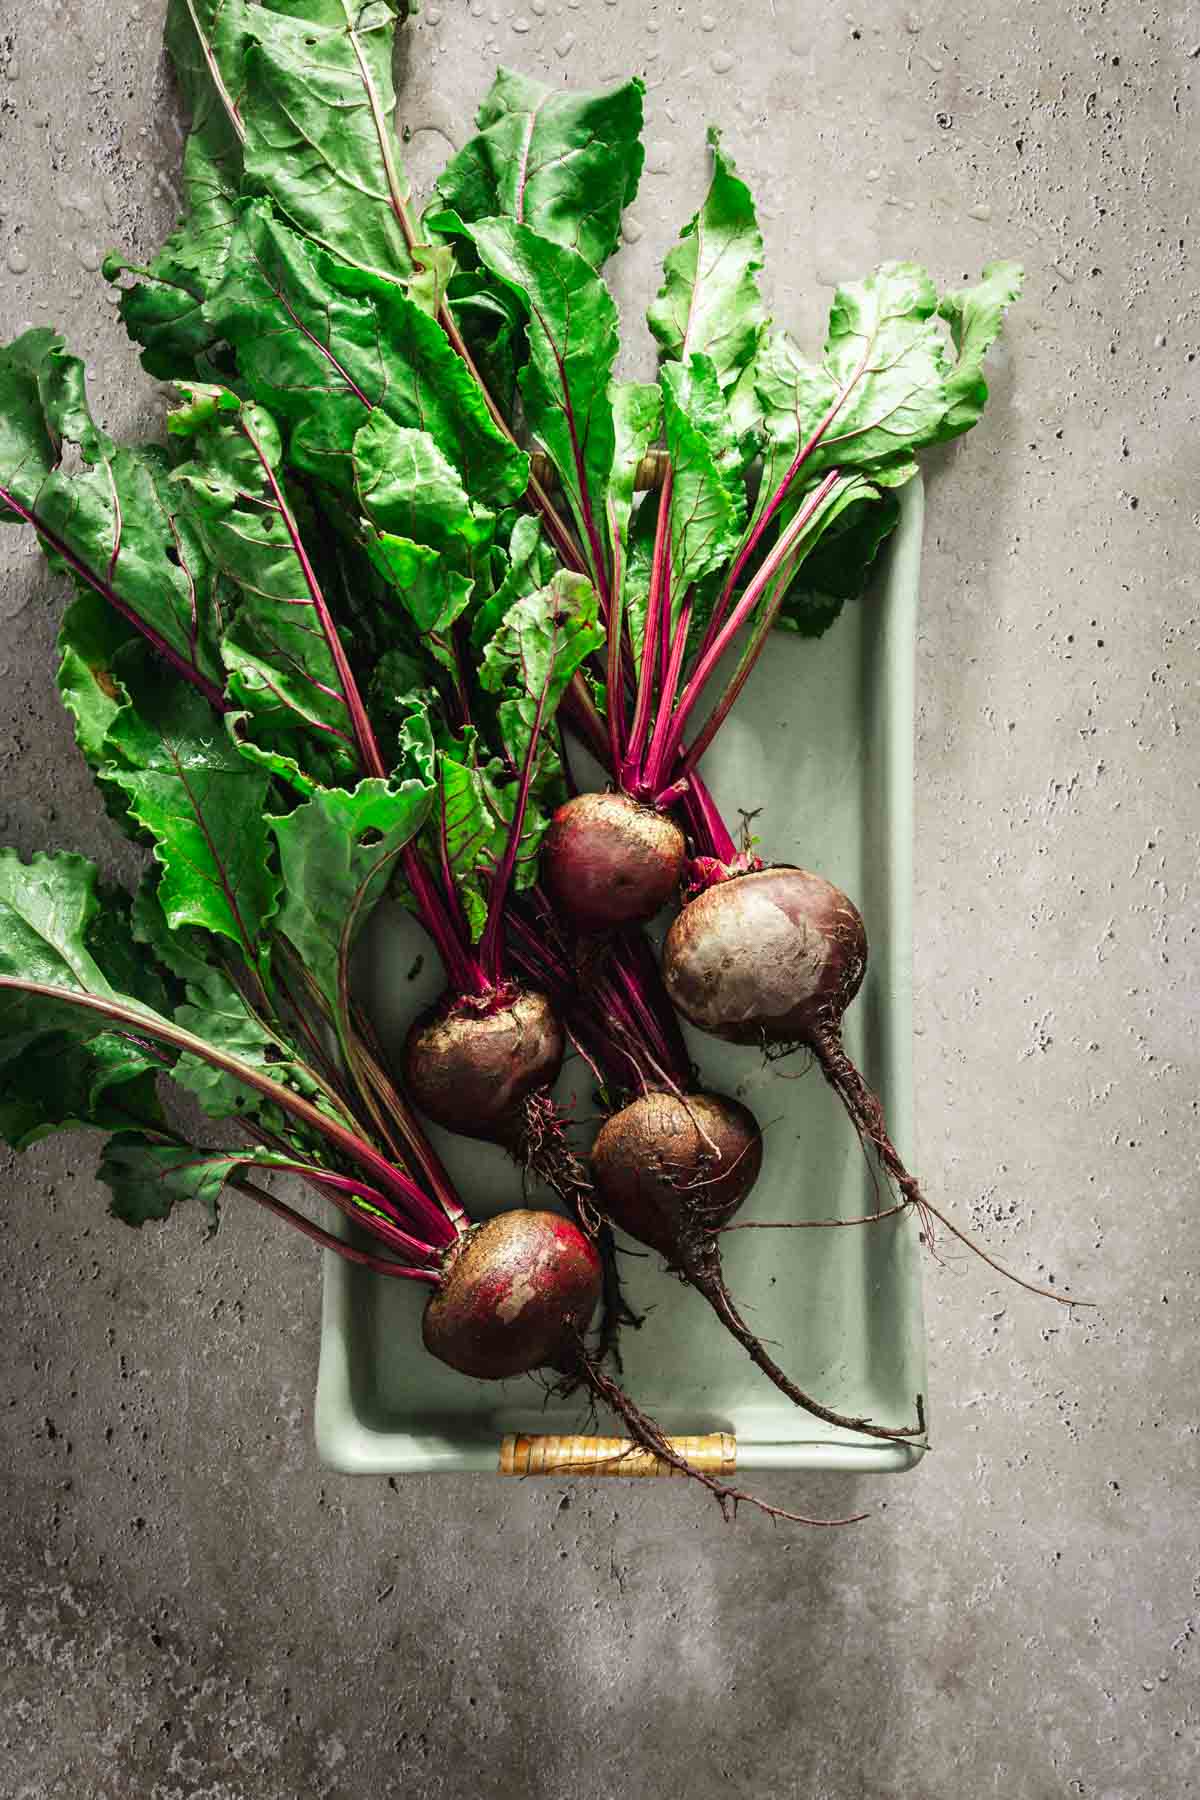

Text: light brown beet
xmin=591 ymin=1090 xmax=763 ymax=1261
xmin=422 ymin=1210 xmax=602 ymax=1380
xmin=541 ymin=791 xmax=685 ymax=932
xmin=662 ymin=867 xmax=867 ymax=1046
xmin=404 ymin=988 xmax=564 ymax=1140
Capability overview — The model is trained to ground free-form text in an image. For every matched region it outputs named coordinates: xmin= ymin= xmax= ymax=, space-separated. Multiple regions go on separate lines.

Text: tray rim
xmin=314 ymin=475 xmax=927 ymax=1478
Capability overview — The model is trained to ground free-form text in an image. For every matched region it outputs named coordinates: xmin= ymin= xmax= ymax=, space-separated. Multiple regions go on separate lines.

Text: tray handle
xmin=498 ymin=1432 xmax=735 ymax=1479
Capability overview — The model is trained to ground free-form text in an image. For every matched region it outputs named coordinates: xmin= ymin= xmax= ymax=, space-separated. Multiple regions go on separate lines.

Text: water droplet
xmin=644 ymin=45 xmax=661 ymax=60
xmin=711 ymin=49 xmax=734 ymax=73
xmin=555 ymin=30 xmax=575 ymax=55
xmin=621 ymin=214 xmax=645 ymax=245
xmin=966 ymin=202 xmax=993 ymax=223
xmin=919 ymin=49 xmax=944 ymax=71
xmin=530 ymin=0 xmax=546 ymax=13
xmin=1154 ymin=332 xmax=1167 ymax=349
xmin=865 ymin=166 xmax=881 ymax=181
xmin=469 ymin=0 xmax=484 ymax=13
xmin=512 ymin=13 xmax=531 ymax=31
xmin=6 ymin=247 xmax=29 ymax=275
xmin=5 ymin=62 xmax=20 ymax=83
xmin=905 ymin=10 xmax=922 ymax=29
xmin=94 ymin=47 xmax=107 ymax=64
xmin=425 ymin=2 xmax=443 ymax=19
xmin=604 ymin=0 xmax=618 ymax=7
xmin=76 ymin=242 xmax=103 ymax=271
xmin=646 ymin=14 xmax=660 ymax=29
xmin=700 ymin=12 xmax=716 ymax=28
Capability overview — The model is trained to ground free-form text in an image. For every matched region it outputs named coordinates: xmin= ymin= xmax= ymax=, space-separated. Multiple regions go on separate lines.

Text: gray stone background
xmin=1 ymin=1 xmax=1196 ymax=1794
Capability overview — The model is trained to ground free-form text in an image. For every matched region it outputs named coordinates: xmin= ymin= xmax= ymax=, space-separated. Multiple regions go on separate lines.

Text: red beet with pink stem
xmin=507 ymin=904 xmax=927 ymax=1442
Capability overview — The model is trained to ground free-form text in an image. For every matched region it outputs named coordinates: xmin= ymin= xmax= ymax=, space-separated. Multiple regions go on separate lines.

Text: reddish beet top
xmin=422 ymin=1210 xmax=602 ymax=1380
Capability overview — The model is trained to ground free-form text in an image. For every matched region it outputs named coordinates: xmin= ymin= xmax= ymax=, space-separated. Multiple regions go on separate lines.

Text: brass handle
xmin=498 ymin=1431 xmax=736 ymax=1479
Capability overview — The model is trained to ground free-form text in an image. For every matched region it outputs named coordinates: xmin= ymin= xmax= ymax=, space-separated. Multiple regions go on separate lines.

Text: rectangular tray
xmin=315 ymin=478 xmax=927 ymax=1476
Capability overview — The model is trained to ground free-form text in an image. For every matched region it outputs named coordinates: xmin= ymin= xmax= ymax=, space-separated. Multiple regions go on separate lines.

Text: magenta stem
xmin=235 ymin=1179 xmax=439 ymax=1282
xmin=243 ymin=419 xmax=389 ymax=782
xmin=478 ymin=683 xmax=549 ymax=988
xmin=621 ymin=466 xmax=673 ymax=784
xmin=1 ymin=483 xmax=230 ymax=712
xmin=677 ymin=775 xmax=740 ymax=864
xmin=641 ymin=589 xmax=692 ymax=795
xmin=656 ymin=470 xmax=845 ymax=782
xmin=401 ymin=841 xmax=492 ymax=1001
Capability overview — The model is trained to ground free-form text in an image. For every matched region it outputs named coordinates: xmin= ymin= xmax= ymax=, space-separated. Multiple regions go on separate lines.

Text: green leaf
xmin=753 ymin=261 xmax=1020 ymax=517
xmin=352 ymin=413 xmax=494 ymax=560
xmin=937 ymin=260 xmax=1024 ymax=438
xmin=169 ymin=388 xmax=363 ymax=786
xmin=130 ymin=886 xmax=324 ymax=1127
xmin=647 ymin=128 xmax=766 ymax=391
xmin=660 ymin=355 xmax=744 ymax=597
xmin=607 ymin=381 xmax=660 ymax=575
xmin=102 ymin=658 xmax=280 ymax=966
xmin=0 ymin=333 xmax=226 ymax=702
xmin=269 ymin=776 xmax=432 ymax=1008
xmin=362 ymin=532 xmax=475 ymax=681
xmin=432 ymin=67 xmax=645 ymax=270
xmin=99 ymin=1131 xmax=288 ymax=1230
xmin=206 ymin=202 xmax=528 ymax=503
xmin=240 ymin=1 xmax=415 ymax=282
xmin=0 ymin=1032 xmax=165 ymax=1153
xmin=451 ymin=216 xmax=617 ymax=589
xmin=105 ymin=0 xmax=249 ymax=376
xmin=478 ymin=570 xmax=604 ymax=772
xmin=56 ymin=592 xmax=138 ymax=771
xmin=0 ymin=852 xmax=181 ymax=1153
xmin=428 ymin=731 xmax=513 ymax=939
xmin=776 ymin=487 xmax=900 ymax=639
xmin=470 ymin=511 xmax=556 ymax=653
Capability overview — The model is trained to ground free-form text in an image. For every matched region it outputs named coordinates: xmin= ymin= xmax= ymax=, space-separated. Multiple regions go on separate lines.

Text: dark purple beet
xmin=403 ymin=987 xmax=565 ymax=1142
xmin=541 ymin=791 xmax=686 ymax=932
xmin=590 ymin=1090 xmax=763 ymax=1261
xmin=662 ymin=866 xmax=866 ymax=1046
xmin=422 ymin=1210 xmax=602 ymax=1380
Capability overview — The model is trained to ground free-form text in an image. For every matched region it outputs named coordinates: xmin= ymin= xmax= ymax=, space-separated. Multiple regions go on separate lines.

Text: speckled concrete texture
xmin=1 ymin=2 xmax=1197 ymax=1795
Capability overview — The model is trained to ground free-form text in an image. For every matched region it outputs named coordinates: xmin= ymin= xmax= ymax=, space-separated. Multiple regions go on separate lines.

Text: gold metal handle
xmin=498 ymin=1432 xmax=736 ymax=1479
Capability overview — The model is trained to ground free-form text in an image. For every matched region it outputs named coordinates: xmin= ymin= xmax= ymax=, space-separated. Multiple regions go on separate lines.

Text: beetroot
xmin=423 ymin=1209 xmax=602 ymax=1379
xmin=590 ymin=1082 xmax=923 ymax=1443
xmin=541 ymin=790 xmax=686 ymax=932
xmin=591 ymin=1090 xmax=763 ymax=1258
xmin=662 ymin=866 xmax=926 ymax=1214
xmin=506 ymin=908 xmax=927 ymax=1442
xmin=403 ymin=987 xmax=565 ymax=1146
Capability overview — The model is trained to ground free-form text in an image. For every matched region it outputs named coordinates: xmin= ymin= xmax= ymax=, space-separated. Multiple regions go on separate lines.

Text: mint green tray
xmin=315 ymin=479 xmax=927 ymax=1476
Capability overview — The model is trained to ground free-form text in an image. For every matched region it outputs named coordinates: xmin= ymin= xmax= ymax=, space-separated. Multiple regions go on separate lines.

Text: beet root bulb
xmin=403 ymin=987 xmax=565 ymax=1144
xmin=422 ymin=1209 xmax=602 ymax=1380
xmin=541 ymin=791 xmax=686 ymax=933
xmin=590 ymin=1089 xmax=763 ymax=1265
xmin=662 ymin=866 xmax=866 ymax=1047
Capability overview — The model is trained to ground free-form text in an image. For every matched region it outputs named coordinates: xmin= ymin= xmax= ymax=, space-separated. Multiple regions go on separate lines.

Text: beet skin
xmin=423 ymin=1210 xmax=602 ymax=1379
xmin=541 ymin=791 xmax=686 ymax=932
xmin=403 ymin=988 xmax=564 ymax=1141
xmin=663 ymin=867 xmax=867 ymax=1046
xmin=591 ymin=1090 xmax=763 ymax=1262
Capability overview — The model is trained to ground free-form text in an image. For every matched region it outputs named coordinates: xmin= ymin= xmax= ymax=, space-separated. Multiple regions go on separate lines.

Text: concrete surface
xmin=1 ymin=1 xmax=1197 ymax=1795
